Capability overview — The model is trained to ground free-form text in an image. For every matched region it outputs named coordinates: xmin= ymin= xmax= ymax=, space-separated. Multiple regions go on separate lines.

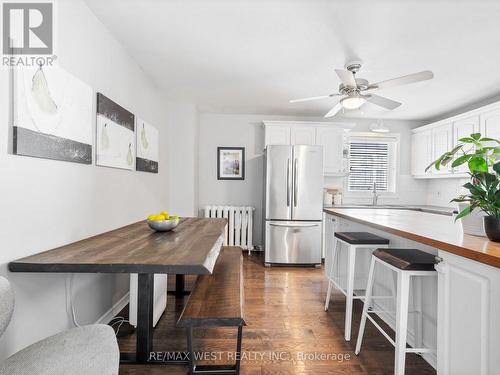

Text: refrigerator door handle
xmin=286 ymin=158 xmax=291 ymax=207
xmin=293 ymin=158 xmax=298 ymax=207
xmin=269 ymin=223 xmax=320 ymax=228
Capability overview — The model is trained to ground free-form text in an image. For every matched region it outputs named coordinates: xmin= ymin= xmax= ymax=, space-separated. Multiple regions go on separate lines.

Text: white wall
xmin=198 ymin=113 xmax=427 ymax=246
xmin=167 ymin=102 xmax=199 ymax=217
xmin=0 ymin=0 xmax=190 ymax=358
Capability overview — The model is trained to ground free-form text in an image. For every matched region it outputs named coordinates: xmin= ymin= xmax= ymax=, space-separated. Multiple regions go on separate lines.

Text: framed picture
xmin=217 ymin=147 xmax=245 ymax=180
xmin=136 ymin=118 xmax=159 ymax=173
xmin=96 ymin=93 xmax=135 ymax=170
xmin=12 ymin=66 xmax=93 ymax=164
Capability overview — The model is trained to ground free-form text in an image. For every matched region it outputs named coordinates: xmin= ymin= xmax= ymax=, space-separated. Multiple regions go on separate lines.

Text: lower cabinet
xmin=436 ymin=251 xmax=500 ymax=375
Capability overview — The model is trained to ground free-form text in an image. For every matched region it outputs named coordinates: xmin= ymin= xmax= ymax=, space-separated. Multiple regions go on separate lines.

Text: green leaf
xmin=468 ymin=157 xmax=488 ymax=172
xmin=471 ymin=133 xmax=481 ymax=140
xmin=479 ymin=137 xmax=500 ymax=144
xmin=451 ymin=154 xmax=471 ymax=168
xmin=495 ymin=162 xmax=500 ymax=174
xmin=455 ymin=205 xmax=472 ymax=221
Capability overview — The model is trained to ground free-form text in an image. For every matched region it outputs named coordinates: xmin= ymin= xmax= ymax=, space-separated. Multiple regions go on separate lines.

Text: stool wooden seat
xmin=335 ymin=232 xmax=390 ymax=245
xmin=373 ymin=248 xmax=436 ymax=271
xmin=356 ymin=248 xmax=437 ymax=375
xmin=325 ymin=231 xmax=390 ymax=341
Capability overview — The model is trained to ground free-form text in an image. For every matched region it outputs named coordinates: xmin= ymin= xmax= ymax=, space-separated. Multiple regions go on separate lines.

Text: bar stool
xmin=324 ymin=231 xmax=389 ymax=341
xmin=355 ymin=248 xmax=437 ymax=375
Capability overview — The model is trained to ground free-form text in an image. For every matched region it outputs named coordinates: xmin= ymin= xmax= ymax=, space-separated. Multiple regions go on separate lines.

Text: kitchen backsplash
xmin=425 ymin=178 xmax=467 ymax=208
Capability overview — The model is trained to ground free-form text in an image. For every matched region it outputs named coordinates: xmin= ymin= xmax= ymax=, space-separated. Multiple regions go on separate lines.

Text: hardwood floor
xmin=118 ymin=253 xmax=435 ymax=375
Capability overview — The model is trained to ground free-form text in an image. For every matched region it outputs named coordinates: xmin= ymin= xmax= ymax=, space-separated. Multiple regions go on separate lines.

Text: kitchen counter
xmin=323 ymin=204 xmax=455 ymax=216
xmin=324 ymin=207 xmax=500 ymax=268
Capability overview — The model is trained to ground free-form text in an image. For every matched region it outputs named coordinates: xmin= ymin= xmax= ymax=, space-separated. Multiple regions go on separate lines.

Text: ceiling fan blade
xmin=371 ymin=70 xmax=434 ymax=90
xmin=367 ymin=94 xmax=402 ymax=110
xmin=324 ymin=103 xmax=343 ymax=118
xmin=335 ymin=69 xmax=357 ymax=88
xmin=289 ymin=94 xmax=338 ymax=103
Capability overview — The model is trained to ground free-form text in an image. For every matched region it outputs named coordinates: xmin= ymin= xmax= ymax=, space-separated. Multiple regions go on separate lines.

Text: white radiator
xmin=204 ymin=205 xmax=255 ymax=252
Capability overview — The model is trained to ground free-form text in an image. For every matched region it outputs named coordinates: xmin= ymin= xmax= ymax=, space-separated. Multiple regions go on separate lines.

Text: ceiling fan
xmin=290 ymin=61 xmax=434 ymax=118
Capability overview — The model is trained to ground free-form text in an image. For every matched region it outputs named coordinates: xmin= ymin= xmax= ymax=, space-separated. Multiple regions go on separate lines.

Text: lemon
xmin=157 ymin=215 xmax=167 ymax=221
xmin=147 ymin=214 xmax=156 ymax=221
xmin=160 ymin=211 xmax=169 ymax=218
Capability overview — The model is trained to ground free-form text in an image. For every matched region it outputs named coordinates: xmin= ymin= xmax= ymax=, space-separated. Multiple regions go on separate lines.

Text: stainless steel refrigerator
xmin=264 ymin=145 xmax=323 ymax=265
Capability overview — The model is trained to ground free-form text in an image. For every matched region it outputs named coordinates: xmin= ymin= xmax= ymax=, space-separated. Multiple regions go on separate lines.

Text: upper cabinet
xmin=453 ymin=116 xmax=479 ymax=173
xmin=316 ymin=127 xmax=345 ymax=175
xmin=411 ymin=102 xmax=500 ymax=179
xmin=263 ymin=121 xmax=355 ymax=176
xmin=290 ymin=126 xmax=316 ymax=145
xmin=481 ymin=108 xmax=500 ymax=139
xmin=264 ymin=125 xmax=291 ymax=145
xmin=411 ymin=130 xmax=433 ymax=177
xmin=432 ymin=123 xmax=453 ymax=175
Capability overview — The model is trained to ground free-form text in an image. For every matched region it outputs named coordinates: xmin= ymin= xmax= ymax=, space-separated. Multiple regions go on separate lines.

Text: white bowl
xmin=147 ymin=219 xmax=180 ymax=232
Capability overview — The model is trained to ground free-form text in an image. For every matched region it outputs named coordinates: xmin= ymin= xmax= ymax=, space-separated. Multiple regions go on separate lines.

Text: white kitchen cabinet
xmin=411 ymin=130 xmax=433 ymax=177
xmin=264 ymin=125 xmax=290 ymax=145
xmin=411 ymin=101 xmax=500 ymax=179
xmin=480 ymin=108 xmax=500 ymax=140
xmin=436 ymin=251 xmax=500 ymax=375
xmin=453 ymin=116 xmax=479 ymax=173
xmin=290 ymin=126 xmax=316 ymax=145
xmin=263 ymin=121 xmax=354 ymax=175
xmin=432 ymin=123 xmax=453 ymax=174
xmin=316 ymin=127 xmax=345 ymax=175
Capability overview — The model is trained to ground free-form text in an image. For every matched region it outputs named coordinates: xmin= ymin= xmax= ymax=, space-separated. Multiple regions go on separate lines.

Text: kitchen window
xmin=347 ymin=135 xmax=398 ymax=194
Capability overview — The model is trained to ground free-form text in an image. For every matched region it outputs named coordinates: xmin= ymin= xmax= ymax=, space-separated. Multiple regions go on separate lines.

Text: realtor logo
xmin=2 ymin=2 xmax=53 ymax=55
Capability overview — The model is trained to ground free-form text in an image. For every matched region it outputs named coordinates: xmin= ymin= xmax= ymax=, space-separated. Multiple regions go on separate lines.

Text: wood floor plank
xmin=117 ymin=253 xmax=435 ymax=375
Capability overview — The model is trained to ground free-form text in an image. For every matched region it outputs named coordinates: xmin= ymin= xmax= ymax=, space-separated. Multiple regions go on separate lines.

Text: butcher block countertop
xmin=324 ymin=208 xmax=500 ymax=268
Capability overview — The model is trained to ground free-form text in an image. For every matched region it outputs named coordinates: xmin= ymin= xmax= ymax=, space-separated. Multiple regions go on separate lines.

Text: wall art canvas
xmin=217 ymin=147 xmax=245 ymax=180
xmin=136 ymin=118 xmax=159 ymax=173
xmin=96 ymin=93 xmax=135 ymax=170
xmin=12 ymin=66 xmax=93 ymax=164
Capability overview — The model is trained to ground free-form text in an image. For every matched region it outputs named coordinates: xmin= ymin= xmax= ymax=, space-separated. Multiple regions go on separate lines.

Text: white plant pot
xmin=457 ymin=203 xmax=486 ymax=237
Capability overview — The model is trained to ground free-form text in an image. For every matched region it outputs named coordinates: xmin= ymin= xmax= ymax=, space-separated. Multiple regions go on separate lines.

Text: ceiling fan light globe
xmin=341 ymin=95 xmax=366 ymax=110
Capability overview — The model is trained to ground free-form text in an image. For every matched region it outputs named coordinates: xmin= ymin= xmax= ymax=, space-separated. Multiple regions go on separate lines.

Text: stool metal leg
xmin=414 ymin=276 xmax=423 ymax=350
xmin=395 ymin=271 xmax=410 ymax=375
xmin=324 ymin=238 xmax=339 ymax=311
xmin=355 ymin=256 xmax=376 ymax=355
xmin=345 ymin=244 xmax=357 ymax=341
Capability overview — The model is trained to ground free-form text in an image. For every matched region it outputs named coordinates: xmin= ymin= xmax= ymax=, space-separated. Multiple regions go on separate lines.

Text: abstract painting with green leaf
xmin=426 ymin=133 xmax=500 ymax=220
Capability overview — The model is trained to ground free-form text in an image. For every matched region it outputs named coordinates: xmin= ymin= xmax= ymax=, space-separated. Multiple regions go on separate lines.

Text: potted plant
xmin=426 ymin=133 xmax=500 ymax=241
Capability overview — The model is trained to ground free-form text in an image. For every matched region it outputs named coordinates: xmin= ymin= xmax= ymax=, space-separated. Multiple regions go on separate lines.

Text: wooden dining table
xmin=9 ymin=217 xmax=228 ymax=365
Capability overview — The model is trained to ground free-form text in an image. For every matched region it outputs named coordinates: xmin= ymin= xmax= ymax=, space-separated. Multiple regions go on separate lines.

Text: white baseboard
xmin=95 ymin=292 xmax=130 ymax=325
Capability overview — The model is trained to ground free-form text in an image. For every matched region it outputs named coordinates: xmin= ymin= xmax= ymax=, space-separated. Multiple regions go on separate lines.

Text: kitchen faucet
xmin=372 ymin=182 xmax=379 ymax=206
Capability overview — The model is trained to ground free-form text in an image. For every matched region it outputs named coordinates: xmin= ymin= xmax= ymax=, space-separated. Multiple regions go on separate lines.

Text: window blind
xmin=348 ymin=141 xmax=389 ymax=191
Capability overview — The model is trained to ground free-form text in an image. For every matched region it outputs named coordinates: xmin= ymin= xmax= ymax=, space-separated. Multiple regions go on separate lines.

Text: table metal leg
xmin=176 ymin=274 xmax=185 ymax=297
xmin=137 ymin=273 xmax=154 ymax=363
xmin=120 ymin=273 xmax=189 ymax=365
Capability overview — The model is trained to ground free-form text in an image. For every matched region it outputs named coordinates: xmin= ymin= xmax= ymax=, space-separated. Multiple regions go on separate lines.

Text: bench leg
xmin=185 ymin=325 xmax=243 ymax=375
xmin=235 ymin=325 xmax=243 ymax=374
xmin=186 ymin=326 xmax=195 ymax=375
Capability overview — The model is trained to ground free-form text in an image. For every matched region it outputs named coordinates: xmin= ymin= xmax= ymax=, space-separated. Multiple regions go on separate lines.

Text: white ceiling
xmin=85 ymin=0 xmax=500 ymax=121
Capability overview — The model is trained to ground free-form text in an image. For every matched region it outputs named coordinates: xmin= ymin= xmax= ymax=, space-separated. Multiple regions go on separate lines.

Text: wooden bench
xmin=177 ymin=246 xmax=245 ymax=375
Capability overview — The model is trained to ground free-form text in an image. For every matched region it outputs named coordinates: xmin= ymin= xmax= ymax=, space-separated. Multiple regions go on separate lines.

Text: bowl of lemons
xmin=147 ymin=211 xmax=180 ymax=232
